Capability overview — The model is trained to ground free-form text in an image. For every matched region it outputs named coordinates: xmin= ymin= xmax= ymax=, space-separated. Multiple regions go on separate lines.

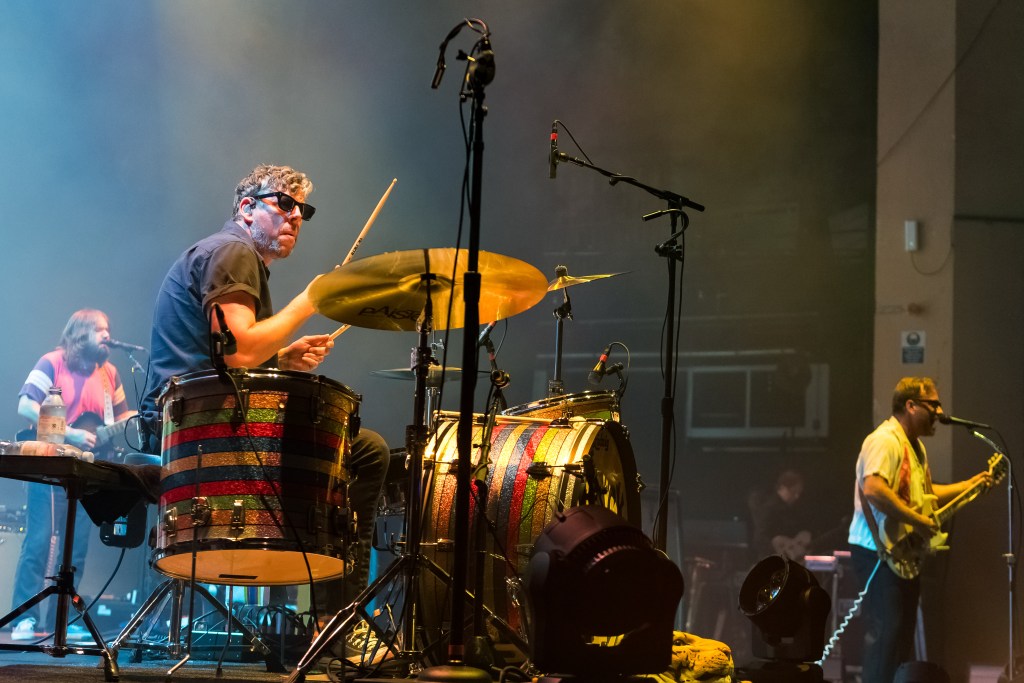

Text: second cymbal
xmin=547 ymin=271 xmax=628 ymax=292
xmin=311 ymin=248 xmax=547 ymax=331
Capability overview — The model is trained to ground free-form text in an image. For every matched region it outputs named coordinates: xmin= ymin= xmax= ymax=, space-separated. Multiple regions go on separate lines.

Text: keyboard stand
xmin=0 ymin=456 xmax=140 ymax=681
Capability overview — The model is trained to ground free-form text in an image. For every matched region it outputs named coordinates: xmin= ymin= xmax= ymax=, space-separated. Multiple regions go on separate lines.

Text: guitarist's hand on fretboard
xmin=65 ymin=426 xmax=97 ymax=450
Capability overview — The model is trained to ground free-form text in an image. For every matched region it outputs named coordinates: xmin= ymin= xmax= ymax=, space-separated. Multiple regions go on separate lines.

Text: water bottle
xmin=37 ymin=386 xmax=67 ymax=444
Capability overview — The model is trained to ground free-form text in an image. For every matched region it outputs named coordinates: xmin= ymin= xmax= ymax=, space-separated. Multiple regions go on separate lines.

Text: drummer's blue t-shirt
xmin=140 ymin=221 xmax=272 ymax=447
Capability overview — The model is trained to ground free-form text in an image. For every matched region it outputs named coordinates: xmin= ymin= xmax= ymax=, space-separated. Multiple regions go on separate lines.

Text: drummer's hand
xmin=278 ymin=334 xmax=334 ymax=372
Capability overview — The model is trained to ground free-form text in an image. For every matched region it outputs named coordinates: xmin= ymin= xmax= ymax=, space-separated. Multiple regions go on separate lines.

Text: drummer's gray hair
xmin=233 ymin=164 xmax=314 ymax=216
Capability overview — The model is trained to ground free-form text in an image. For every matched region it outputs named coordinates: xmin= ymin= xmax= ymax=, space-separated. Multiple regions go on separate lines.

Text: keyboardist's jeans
xmin=10 ymin=482 xmax=92 ymax=626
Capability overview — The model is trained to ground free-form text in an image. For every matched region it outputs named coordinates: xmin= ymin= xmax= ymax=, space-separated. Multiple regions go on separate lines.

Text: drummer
xmin=139 ymin=163 xmax=390 ymax=660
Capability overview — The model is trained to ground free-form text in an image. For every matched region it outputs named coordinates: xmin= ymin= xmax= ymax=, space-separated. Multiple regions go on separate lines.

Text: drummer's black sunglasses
xmin=252 ymin=191 xmax=316 ymax=221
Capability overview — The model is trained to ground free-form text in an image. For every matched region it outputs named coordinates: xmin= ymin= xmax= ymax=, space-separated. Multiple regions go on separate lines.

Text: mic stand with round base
xmin=419 ymin=25 xmax=493 ymax=683
xmin=968 ymin=429 xmax=1022 ymax=682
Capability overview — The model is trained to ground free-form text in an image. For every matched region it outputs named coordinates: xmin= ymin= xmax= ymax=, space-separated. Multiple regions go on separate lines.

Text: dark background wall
xmin=0 ymin=0 xmax=881 ymax=665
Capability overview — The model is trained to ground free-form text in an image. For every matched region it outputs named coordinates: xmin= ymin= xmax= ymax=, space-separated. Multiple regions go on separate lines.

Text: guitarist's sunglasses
xmin=913 ymin=399 xmax=942 ymax=411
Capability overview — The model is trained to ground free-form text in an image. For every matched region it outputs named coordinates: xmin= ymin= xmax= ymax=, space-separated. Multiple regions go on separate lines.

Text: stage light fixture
xmin=525 ymin=505 xmax=684 ymax=678
xmin=737 ymin=555 xmax=831 ymax=682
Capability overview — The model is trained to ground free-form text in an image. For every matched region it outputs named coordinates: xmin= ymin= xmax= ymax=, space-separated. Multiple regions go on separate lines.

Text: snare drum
xmin=153 ymin=369 xmax=360 ymax=585
xmin=502 ymin=390 xmax=620 ymax=422
xmin=419 ymin=411 xmax=639 ymax=651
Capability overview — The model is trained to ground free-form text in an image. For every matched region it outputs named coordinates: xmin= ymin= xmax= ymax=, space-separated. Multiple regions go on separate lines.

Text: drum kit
xmin=139 ymin=247 xmax=640 ymax=675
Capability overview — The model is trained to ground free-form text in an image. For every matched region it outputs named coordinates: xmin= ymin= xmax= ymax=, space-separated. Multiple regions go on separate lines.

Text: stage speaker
xmin=0 ymin=529 xmax=25 ymax=612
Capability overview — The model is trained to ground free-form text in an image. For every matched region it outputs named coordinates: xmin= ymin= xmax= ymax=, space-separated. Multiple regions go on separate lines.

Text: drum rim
xmin=501 ymin=389 xmax=620 ymax=417
xmin=158 ymin=367 xmax=361 ymax=406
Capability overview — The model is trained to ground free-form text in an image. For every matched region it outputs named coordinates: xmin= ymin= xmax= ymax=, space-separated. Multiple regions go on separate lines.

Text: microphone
xmin=105 ymin=339 xmax=147 ymax=353
xmin=212 ymin=303 xmax=238 ymax=356
xmin=549 ymin=122 xmax=559 ymax=179
xmin=477 ymin=320 xmax=497 ymax=347
xmin=588 ymin=344 xmax=613 ymax=385
xmin=939 ymin=414 xmax=992 ymax=430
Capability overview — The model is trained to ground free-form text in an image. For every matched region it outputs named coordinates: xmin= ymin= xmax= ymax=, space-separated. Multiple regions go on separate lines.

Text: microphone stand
xmin=421 ymin=22 xmax=494 ymax=683
xmin=551 ymin=147 xmax=704 ymax=552
xmin=969 ymin=429 xmax=1020 ymax=681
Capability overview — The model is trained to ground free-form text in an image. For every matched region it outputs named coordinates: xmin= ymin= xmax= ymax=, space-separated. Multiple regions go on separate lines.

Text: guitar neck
xmin=935 ymin=481 xmax=987 ymax=526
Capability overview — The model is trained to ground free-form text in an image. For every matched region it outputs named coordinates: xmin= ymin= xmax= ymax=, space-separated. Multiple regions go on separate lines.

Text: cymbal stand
xmin=285 ymin=272 xmax=442 ymax=682
xmin=547 ymin=265 xmax=572 ymax=398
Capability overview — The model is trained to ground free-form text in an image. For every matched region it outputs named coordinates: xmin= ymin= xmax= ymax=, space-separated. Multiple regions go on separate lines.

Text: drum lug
xmin=310 ymin=395 xmax=322 ymax=424
xmin=162 ymin=507 xmax=178 ymax=537
xmin=230 ymin=499 xmax=246 ymax=535
xmin=233 ymin=389 xmax=249 ymax=420
xmin=168 ymin=397 xmax=183 ymax=426
xmin=192 ymin=496 xmax=211 ymax=527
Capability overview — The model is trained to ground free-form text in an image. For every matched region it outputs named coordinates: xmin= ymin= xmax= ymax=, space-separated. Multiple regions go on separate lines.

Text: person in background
xmin=749 ymin=468 xmax=815 ymax=562
xmin=9 ymin=309 xmax=135 ymax=642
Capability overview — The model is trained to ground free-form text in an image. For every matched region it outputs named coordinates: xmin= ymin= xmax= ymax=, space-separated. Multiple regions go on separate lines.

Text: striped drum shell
xmin=153 ymin=369 xmax=360 ymax=585
xmin=418 ymin=411 xmax=639 ymax=657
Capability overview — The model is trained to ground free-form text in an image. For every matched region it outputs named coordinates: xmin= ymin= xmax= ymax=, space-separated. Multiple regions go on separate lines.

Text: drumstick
xmin=329 ymin=178 xmax=397 ymax=340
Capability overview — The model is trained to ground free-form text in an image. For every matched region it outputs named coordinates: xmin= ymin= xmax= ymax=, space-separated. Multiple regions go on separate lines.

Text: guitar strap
xmin=99 ymin=363 xmax=115 ymax=425
xmin=857 ymin=483 xmax=889 ymax=560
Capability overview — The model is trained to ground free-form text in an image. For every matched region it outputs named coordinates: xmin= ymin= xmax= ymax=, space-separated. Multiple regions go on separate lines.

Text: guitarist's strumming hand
xmin=908 ymin=509 xmax=939 ymax=538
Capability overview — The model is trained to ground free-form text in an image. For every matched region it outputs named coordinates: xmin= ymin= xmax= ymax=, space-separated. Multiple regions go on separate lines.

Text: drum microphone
xmin=939 ymin=414 xmax=992 ymax=430
xmin=549 ymin=121 xmax=559 ymax=179
xmin=106 ymin=339 xmax=147 ymax=352
xmin=212 ymin=303 xmax=238 ymax=356
xmin=588 ymin=344 xmax=613 ymax=385
xmin=477 ymin=320 xmax=497 ymax=347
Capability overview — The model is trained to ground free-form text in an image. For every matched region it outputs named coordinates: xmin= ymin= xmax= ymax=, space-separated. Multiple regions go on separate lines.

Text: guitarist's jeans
xmin=11 ymin=482 xmax=92 ymax=626
xmin=851 ymin=544 xmax=920 ymax=683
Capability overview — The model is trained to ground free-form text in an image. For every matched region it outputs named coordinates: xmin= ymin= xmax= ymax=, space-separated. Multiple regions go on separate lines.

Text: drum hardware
xmin=107 ymin=578 xmax=280 ymax=672
xmin=191 ymin=496 xmax=212 ymax=527
xmin=230 ymin=500 xmax=245 ymax=534
xmin=163 ymin=507 xmax=178 ymax=537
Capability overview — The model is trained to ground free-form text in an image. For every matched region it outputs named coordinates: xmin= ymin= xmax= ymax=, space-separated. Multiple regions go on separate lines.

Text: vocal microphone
xmin=105 ymin=339 xmax=147 ymax=353
xmin=588 ymin=344 xmax=613 ymax=385
xmin=212 ymin=303 xmax=238 ymax=356
xmin=549 ymin=121 xmax=559 ymax=179
xmin=939 ymin=414 xmax=992 ymax=430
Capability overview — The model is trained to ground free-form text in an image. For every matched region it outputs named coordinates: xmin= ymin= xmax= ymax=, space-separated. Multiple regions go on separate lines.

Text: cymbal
xmin=547 ymin=271 xmax=628 ymax=292
xmin=311 ymin=248 xmax=547 ymax=331
xmin=371 ymin=366 xmax=462 ymax=382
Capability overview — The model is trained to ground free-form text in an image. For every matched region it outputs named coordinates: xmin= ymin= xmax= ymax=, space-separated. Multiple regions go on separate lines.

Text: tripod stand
xmin=286 ymin=274 xmax=450 ymax=682
xmin=108 ymin=577 xmax=279 ymax=671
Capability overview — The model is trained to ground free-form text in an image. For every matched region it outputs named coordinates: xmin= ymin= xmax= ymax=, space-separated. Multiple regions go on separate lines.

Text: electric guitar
xmin=771 ymin=530 xmax=812 ymax=561
xmin=883 ymin=453 xmax=1006 ymax=579
xmin=17 ymin=411 xmax=132 ymax=462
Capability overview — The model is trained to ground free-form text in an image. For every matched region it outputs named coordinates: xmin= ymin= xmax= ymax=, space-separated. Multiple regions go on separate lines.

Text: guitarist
xmin=847 ymin=377 xmax=992 ymax=683
xmin=8 ymin=309 xmax=136 ymax=643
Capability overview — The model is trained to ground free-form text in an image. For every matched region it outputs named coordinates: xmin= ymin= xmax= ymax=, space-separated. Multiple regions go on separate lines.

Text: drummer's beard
xmin=251 ymin=224 xmax=293 ymax=260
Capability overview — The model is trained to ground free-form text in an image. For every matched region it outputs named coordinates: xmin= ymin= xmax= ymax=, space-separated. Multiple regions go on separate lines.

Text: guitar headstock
xmin=988 ymin=453 xmax=1008 ymax=486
